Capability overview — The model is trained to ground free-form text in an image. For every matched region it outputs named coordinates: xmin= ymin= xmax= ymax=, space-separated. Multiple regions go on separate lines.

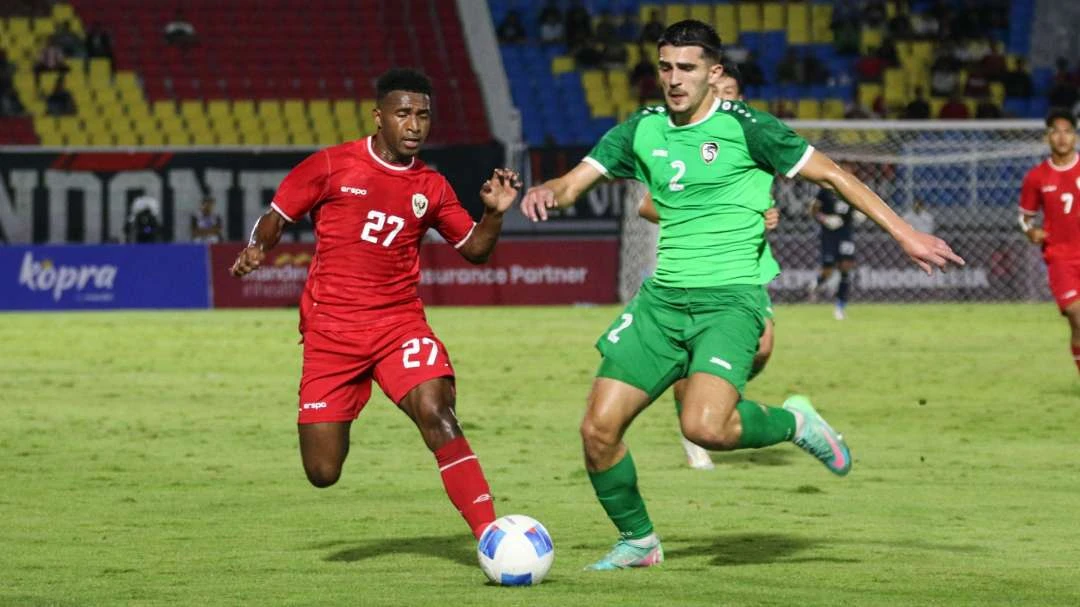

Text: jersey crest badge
xmin=411 ymin=193 xmax=429 ymax=218
xmin=701 ymin=142 xmax=719 ymax=164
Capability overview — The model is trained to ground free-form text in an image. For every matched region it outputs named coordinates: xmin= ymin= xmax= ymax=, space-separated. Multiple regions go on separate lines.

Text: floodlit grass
xmin=1 ymin=304 xmax=1078 ymax=606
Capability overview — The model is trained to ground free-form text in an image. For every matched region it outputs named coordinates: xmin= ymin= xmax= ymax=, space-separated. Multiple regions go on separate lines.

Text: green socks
xmin=588 ymin=451 xmax=654 ymax=540
xmin=734 ymin=399 xmax=796 ymax=448
xmin=675 ymin=398 xmax=796 ymax=449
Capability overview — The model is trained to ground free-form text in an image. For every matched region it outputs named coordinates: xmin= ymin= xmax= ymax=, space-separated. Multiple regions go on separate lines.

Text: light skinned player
xmin=521 ymin=20 xmax=964 ymax=570
xmin=639 ymin=61 xmax=779 ymax=471
xmin=1019 ymin=108 xmax=1080 ymax=374
xmin=232 ymin=69 xmax=521 ymax=541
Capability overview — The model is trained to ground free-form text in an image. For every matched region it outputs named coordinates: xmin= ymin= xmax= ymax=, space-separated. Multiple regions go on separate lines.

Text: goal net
xmin=619 ymin=120 xmax=1054 ymax=304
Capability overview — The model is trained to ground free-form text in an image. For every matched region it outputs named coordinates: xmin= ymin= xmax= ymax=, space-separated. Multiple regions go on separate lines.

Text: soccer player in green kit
xmin=520 ymin=20 xmax=965 ymax=570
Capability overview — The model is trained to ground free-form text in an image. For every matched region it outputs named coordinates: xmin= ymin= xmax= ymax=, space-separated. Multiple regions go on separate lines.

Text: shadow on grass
xmin=711 ymin=449 xmax=797 ymax=467
xmin=320 ymin=534 xmax=476 ymax=567
xmin=663 ymin=532 xmax=858 ymax=566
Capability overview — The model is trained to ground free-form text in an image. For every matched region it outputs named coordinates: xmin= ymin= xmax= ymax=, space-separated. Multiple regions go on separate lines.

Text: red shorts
xmin=297 ymin=318 xmax=455 ymax=424
xmin=1047 ymin=259 xmax=1080 ymax=313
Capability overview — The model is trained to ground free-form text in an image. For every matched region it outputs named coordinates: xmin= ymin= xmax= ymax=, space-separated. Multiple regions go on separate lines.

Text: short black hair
xmin=1045 ymin=107 xmax=1077 ymax=129
xmin=376 ymin=68 xmax=433 ymax=102
xmin=657 ymin=19 xmax=722 ymax=63
xmin=720 ymin=60 xmax=743 ymax=94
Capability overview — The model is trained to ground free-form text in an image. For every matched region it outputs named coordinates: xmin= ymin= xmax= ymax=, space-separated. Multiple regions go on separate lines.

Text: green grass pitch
xmin=2 ymin=304 xmax=1078 ymax=606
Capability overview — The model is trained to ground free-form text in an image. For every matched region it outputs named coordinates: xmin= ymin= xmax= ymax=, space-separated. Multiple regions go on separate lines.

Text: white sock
xmin=626 ymin=533 xmax=659 ymax=548
xmin=790 ymin=410 xmax=805 ymax=437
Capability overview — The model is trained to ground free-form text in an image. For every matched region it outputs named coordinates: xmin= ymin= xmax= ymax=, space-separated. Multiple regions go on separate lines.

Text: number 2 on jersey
xmin=607 ymin=313 xmax=633 ymax=343
xmin=361 ymin=210 xmax=406 ymax=246
xmin=669 ymin=161 xmax=686 ymax=192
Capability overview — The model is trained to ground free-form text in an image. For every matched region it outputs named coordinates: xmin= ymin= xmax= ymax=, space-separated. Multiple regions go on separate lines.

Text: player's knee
xmin=580 ymin=415 xmax=619 ymax=455
xmin=303 ymin=461 xmax=342 ymax=488
xmin=682 ymin=419 xmax=740 ymax=451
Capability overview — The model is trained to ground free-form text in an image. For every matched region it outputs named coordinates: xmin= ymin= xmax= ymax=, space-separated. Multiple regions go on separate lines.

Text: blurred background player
xmin=808 ymin=174 xmax=862 ymax=320
xmin=231 ymin=68 xmax=522 ymax=541
xmin=1019 ymin=108 xmax=1080 ymax=375
xmin=638 ymin=60 xmax=779 ymax=471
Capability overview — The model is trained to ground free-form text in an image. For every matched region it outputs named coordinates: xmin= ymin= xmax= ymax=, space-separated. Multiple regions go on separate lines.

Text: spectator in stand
xmin=164 ymin=10 xmax=197 ymax=47
xmin=877 ymin=37 xmax=900 ymax=68
xmin=902 ymin=200 xmax=935 ymax=235
xmin=980 ymin=40 xmax=1007 ymax=81
xmin=844 ymin=102 xmax=873 ymax=119
xmin=640 ymin=9 xmax=664 ymax=43
xmin=910 ymin=10 xmax=939 ymax=39
xmin=855 ymin=48 xmax=885 ymax=82
xmin=496 ymin=10 xmax=526 ymax=44
xmin=975 ymin=97 xmax=1003 ymax=119
xmin=930 ymin=46 xmax=961 ymax=97
xmin=45 ymin=76 xmax=76 ymax=116
xmin=0 ymin=51 xmax=25 ymax=117
xmin=1003 ymin=58 xmax=1034 ymax=99
xmin=964 ymin=64 xmax=991 ymax=98
xmin=539 ymin=6 xmax=564 ymax=44
xmin=887 ymin=3 xmax=913 ymax=39
xmin=595 ymin=11 xmax=617 ymax=43
xmin=599 ymin=21 xmax=627 ymax=70
xmin=1049 ymin=58 xmax=1079 ymax=110
xmin=629 ymin=46 xmax=660 ymax=104
xmin=939 ymin=94 xmax=970 ymax=119
xmin=949 ymin=0 xmax=982 ymax=40
xmin=564 ymin=0 xmax=592 ymax=49
xmin=49 ymin=21 xmax=83 ymax=58
xmin=739 ymin=51 xmax=766 ymax=86
xmin=33 ymin=37 xmax=69 ymax=88
xmin=803 ymin=51 xmax=828 ymax=84
xmin=957 ymin=37 xmax=991 ymax=64
xmin=771 ymin=100 xmax=795 ymax=119
xmin=538 ymin=0 xmax=561 ymax=27
xmin=830 ymin=0 xmax=861 ymax=55
xmin=191 ymin=195 xmax=224 ymax=244
xmin=126 ymin=196 xmax=165 ymax=244
xmin=862 ymin=0 xmax=887 ymax=27
xmin=902 ymin=86 xmax=931 ymax=119
xmin=776 ymin=49 xmax=800 ymax=84
xmin=618 ymin=12 xmax=640 ymax=44
xmin=85 ymin=22 xmax=114 ymax=69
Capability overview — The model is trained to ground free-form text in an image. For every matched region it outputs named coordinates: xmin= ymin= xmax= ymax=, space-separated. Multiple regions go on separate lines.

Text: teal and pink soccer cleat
xmin=783 ymin=395 xmax=852 ymax=476
xmin=585 ymin=539 xmax=664 ymax=571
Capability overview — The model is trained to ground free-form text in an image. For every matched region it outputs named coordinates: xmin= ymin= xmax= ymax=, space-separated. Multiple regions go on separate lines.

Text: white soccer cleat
xmin=681 ymin=437 xmax=715 ymax=470
xmin=833 ymin=305 xmax=846 ymax=320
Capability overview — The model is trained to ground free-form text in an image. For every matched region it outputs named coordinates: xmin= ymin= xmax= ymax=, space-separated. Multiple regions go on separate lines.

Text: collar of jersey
xmin=1047 ymin=153 xmax=1079 ymax=172
xmin=367 ymin=136 xmax=416 ymax=171
xmin=667 ymin=97 xmax=721 ymax=129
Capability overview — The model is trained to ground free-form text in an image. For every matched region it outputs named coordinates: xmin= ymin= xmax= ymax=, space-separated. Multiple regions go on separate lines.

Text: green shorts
xmin=595 ymin=280 xmax=766 ymax=401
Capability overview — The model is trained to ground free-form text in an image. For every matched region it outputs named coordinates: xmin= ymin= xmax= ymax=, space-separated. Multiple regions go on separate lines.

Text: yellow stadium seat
xmin=232 ymin=100 xmax=255 ymax=118
xmin=283 ymin=99 xmax=305 ymax=118
xmin=114 ymin=131 xmax=139 ymax=147
xmin=689 ymin=5 xmax=712 ymax=24
xmin=153 ymin=100 xmax=177 ymax=117
xmin=929 ymin=97 xmax=946 ymax=117
xmin=963 ymin=98 xmax=977 ymax=116
xmin=551 ymin=56 xmax=575 ymax=75
xmin=810 ymin=4 xmax=833 ymax=43
xmin=737 ymin=2 xmax=762 ymax=32
xmin=190 ymin=130 xmax=215 ymax=145
xmin=639 ymin=3 xmax=661 ymax=27
xmin=858 ymin=83 xmax=883 ymax=110
xmin=333 ymin=99 xmax=356 ymax=119
xmin=52 ymin=3 xmax=76 ymax=21
xmin=181 ymin=100 xmax=204 ymax=120
xmin=291 ymin=131 xmax=316 ymax=146
xmin=216 ymin=130 xmax=241 ymax=145
xmin=33 ymin=19 xmax=55 ymax=37
xmin=714 ymin=5 xmax=738 ymax=47
xmin=762 ymin=3 xmax=784 ymax=31
xmin=590 ymin=99 xmax=616 ymax=118
xmin=664 ymin=5 xmax=689 ymax=26
xmin=796 ymin=99 xmax=821 ymax=119
xmin=787 ymin=3 xmax=810 ymax=45
xmin=140 ymin=131 xmax=165 ymax=147
xmin=41 ymin=131 xmax=64 ymax=146
xmin=748 ymin=99 xmax=767 ymax=112
xmin=69 ymin=131 xmax=95 ymax=146
xmin=883 ymin=68 xmax=908 ymax=108
xmin=257 ymin=99 xmax=282 ymax=119
xmin=88 ymin=58 xmax=111 ymax=87
xmin=860 ymin=27 xmax=884 ymax=55
xmin=310 ymin=112 xmax=335 ymax=130
xmin=625 ymin=44 xmax=640 ymax=69
xmin=990 ymin=82 xmax=1005 ymax=104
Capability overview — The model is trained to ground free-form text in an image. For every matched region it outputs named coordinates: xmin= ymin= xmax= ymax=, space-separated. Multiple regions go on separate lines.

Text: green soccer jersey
xmin=586 ymin=100 xmax=811 ymax=288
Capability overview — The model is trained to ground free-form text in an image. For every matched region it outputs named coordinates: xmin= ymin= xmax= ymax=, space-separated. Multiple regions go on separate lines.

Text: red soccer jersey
xmin=271 ymin=136 xmax=477 ymax=329
xmin=1019 ymin=154 xmax=1080 ymax=262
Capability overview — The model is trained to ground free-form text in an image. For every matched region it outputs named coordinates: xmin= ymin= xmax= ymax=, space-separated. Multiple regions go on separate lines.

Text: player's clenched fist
xmin=520 ymin=185 xmax=558 ymax=222
xmin=480 ymin=168 xmax=523 ymax=213
xmin=231 ymin=245 xmax=265 ymax=277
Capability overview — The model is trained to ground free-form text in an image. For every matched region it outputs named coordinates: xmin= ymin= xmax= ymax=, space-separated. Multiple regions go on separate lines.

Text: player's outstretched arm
xmin=457 ymin=168 xmax=522 ymax=264
xmin=230 ymin=209 xmax=286 ymax=277
xmin=797 ymin=150 xmax=965 ymax=274
xmin=520 ymin=161 xmax=605 ymax=222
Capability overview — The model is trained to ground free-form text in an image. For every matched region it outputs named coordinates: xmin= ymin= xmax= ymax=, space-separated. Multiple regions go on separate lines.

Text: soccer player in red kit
xmin=1019 ymin=108 xmax=1080 ymax=374
xmin=230 ymin=68 xmax=522 ymax=539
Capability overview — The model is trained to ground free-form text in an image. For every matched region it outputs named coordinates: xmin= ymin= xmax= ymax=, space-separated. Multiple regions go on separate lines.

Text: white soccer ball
xmin=477 ymin=514 xmax=554 ymax=586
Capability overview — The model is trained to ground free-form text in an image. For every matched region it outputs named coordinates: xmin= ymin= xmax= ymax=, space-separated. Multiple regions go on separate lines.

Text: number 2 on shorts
xmin=402 ymin=337 xmax=439 ymax=368
xmin=607 ymin=313 xmax=633 ymax=344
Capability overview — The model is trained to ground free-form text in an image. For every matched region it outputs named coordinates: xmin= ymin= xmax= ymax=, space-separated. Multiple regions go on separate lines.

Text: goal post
xmin=618 ymin=120 xmax=1053 ymax=304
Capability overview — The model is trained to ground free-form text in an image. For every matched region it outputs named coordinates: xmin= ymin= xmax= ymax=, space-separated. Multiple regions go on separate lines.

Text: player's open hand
xmin=230 ymin=245 xmax=265 ymax=277
xmin=898 ymin=229 xmax=966 ymax=274
xmin=521 ymin=184 xmax=559 ymax=222
xmin=480 ymin=168 xmax=522 ymax=214
xmin=764 ymin=207 xmax=780 ymax=231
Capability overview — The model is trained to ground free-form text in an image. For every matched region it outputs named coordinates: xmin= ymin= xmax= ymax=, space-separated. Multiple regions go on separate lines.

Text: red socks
xmin=434 ymin=436 xmax=495 ymax=539
xmin=1072 ymin=344 xmax=1080 ymax=374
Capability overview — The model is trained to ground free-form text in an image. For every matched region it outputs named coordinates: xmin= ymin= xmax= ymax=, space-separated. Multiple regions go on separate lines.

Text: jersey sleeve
xmin=270 ymin=150 xmax=331 ymax=222
xmin=583 ymin=117 xmax=641 ymax=180
xmin=432 ymin=179 xmax=476 ymax=249
xmin=744 ymin=111 xmax=814 ymax=178
xmin=1018 ymin=168 xmax=1041 ymax=214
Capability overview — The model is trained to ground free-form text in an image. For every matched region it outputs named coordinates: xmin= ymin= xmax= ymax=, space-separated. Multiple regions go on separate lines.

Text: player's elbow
xmin=458 ymin=246 xmax=491 ymax=265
